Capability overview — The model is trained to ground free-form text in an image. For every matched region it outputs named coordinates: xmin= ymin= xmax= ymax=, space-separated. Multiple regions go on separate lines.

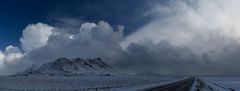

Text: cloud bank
xmin=0 ymin=21 xmax=124 ymax=75
xmin=2 ymin=0 xmax=240 ymax=75
xmin=124 ymin=0 xmax=240 ymax=56
xmin=121 ymin=0 xmax=240 ymax=75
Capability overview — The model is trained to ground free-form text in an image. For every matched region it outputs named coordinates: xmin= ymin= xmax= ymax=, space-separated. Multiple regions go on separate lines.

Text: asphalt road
xmin=144 ymin=77 xmax=195 ymax=91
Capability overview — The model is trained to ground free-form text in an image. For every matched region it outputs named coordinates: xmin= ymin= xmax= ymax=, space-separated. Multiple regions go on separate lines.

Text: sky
xmin=0 ymin=0 xmax=56 ymax=48
xmin=0 ymin=0 xmax=155 ymax=49
xmin=1 ymin=0 xmax=240 ymax=75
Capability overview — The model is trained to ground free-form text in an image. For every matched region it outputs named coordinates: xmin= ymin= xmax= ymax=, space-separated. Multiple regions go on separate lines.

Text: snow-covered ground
xmin=3 ymin=58 xmax=240 ymax=91
xmin=0 ymin=57 xmax=184 ymax=91
xmin=0 ymin=75 xmax=177 ymax=91
xmin=199 ymin=76 xmax=240 ymax=91
xmin=1 ymin=75 xmax=240 ymax=91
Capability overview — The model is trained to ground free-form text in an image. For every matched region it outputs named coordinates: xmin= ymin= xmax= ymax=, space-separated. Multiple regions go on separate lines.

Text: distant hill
xmin=16 ymin=57 xmax=116 ymax=76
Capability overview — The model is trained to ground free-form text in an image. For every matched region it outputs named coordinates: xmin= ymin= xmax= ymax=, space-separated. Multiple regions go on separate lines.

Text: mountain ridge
xmin=16 ymin=57 xmax=116 ymax=76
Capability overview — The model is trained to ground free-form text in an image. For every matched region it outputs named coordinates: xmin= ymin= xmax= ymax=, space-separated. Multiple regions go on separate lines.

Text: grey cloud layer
xmin=123 ymin=0 xmax=240 ymax=75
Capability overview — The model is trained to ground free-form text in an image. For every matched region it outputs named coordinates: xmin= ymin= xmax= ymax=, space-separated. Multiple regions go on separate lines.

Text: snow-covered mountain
xmin=17 ymin=57 xmax=116 ymax=76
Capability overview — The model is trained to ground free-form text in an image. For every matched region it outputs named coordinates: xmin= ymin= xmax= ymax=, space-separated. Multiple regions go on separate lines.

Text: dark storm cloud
xmin=114 ymin=40 xmax=198 ymax=75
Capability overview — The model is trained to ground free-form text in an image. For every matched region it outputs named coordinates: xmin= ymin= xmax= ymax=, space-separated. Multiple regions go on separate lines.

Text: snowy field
xmin=1 ymin=75 xmax=240 ymax=91
xmin=0 ymin=75 xmax=177 ymax=91
xmin=200 ymin=76 xmax=240 ymax=90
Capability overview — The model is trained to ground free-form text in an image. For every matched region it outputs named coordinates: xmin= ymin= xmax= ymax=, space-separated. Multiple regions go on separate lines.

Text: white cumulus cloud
xmin=26 ymin=21 xmax=124 ymax=65
xmin=4 ymin=45 xmax=24 ymax=62
xmin=20 ymin=23 xmax=54 ymax=52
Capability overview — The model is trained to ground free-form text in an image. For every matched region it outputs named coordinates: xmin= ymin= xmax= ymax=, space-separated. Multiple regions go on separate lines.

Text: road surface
xmin=143 ymin=77 xmax=195 ymax=91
